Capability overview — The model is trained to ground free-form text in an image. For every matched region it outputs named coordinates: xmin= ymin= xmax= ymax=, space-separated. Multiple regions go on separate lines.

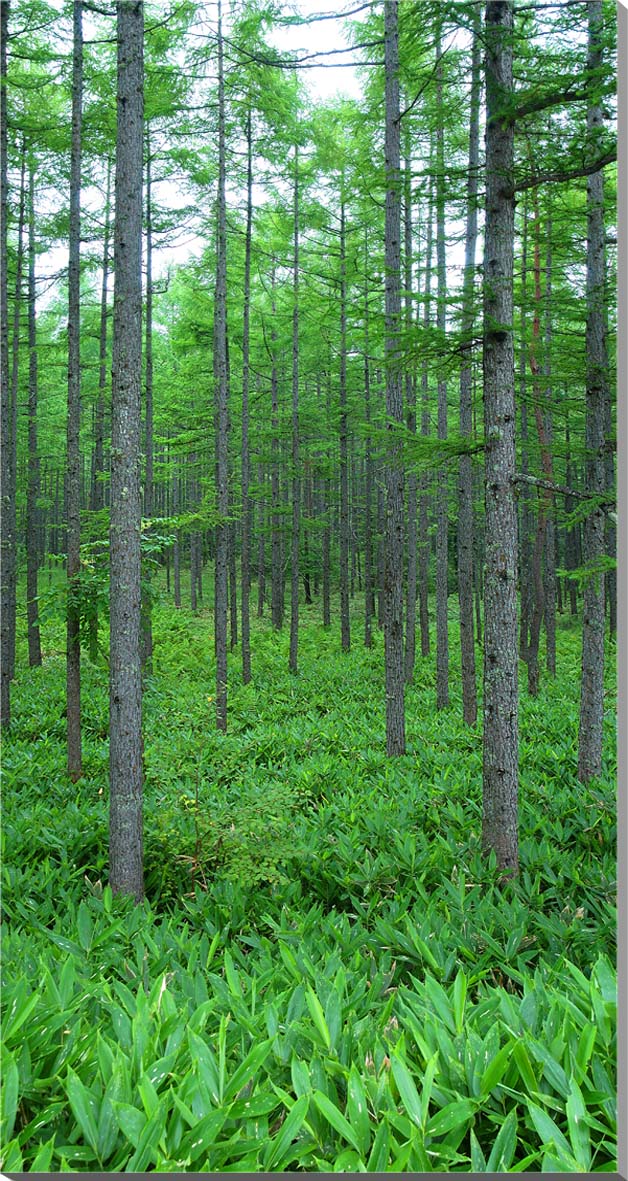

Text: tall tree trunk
xmin=403 ymin=126 xmax=417 ymax=684
xmin=6 ymin=141 xmax=26 ymax=687
xmin=321 ymin=373 xmax=331 ymax=629
xmin=141 ymin=127 xmax=154 ymax=675
xmin=383 ymin=0 xmax=405 ymax=755
xmin=0 ymin=0 xmax=10 ymax=727
xmin=518 ymin=198 xmax=532 ymax=660
xmin=91 ymin=159 xmax=111 ymax=512
xmin=26 ymin=161 xmax=42 ymax=669
xmin=339 ymin=196 xmax=350 ymax=652
xmin=418 ymin=169 xmax=434 ymax=658
xmin=482 ymin=0 xmax=518 ymax=875
xmin=363 ymin=235 xmax=374 ymax=648
xmin=241 ymin=109 xmax=253 ymax=683
xmin=289 ymin=144 xmax=300 ymax=674
xmin=543 ymin=203 xmax=556 ymax=677
xmin=435 ymin=32 xmax=449 ymax=711
xmin=578 ymin=0 xmax=608 ymax=784
xmin=457 ymin=13 xmax=480 ymax=725
xmin=173 ymin=472 xmax=181 ymax=608
xmin=67 ymin=0 xmax=83 ymax=777
xmin=270 ymin=272 xmax=283 ymax=630
xmin=109 ymin=0 xmax=144 ymax=901
xmin=257 ymin=461 xmax=266 ymax=617
xmin=214 ymin=0 xmax=229 ymax=731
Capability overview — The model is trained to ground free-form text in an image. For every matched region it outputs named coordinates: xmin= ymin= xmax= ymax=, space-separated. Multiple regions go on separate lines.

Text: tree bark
xmin=482 ymin=0 xmax=518 ymax=875
xmin=26 ymin=161 xmax=42 ymax=669
xmin=403 ymin=125 xmax=417 ymax=684
xmin=6 ymin=141 xmax=26 ymax=688
xmin=66 ymin=0 xmax=83 ymax=776
xmin=578 ymin=0 xmax=608 ymax=784
xmin=0 ymin=0 xmax=10 ymax=726
xmin=435 ymin=31 xmax=449 ymax=711
xmin=339 ymin=196 xmax=350 ymax=652
xmin=214 ymin=0 xmax=229 ymax=731
xmin=141 ymin=126 xmax=154 ymax=675
xmin=109 ymin=0 xmax=144 ymax=901
xmin=418 ymin=169 xmax=433 ymax=658
xmin=543 ymin=202 xmax=556 ymax=677
xmin=289 ymin=143 xmax=300 ymax=674
xmin=383 ymin=0 xmax=405 ymax=756
xmin=457 ymin=12 xmax=481 ymax=725
xmin=241 ymin=109 xmax=253 ymax=683
xmin=363 ymin=234 xmax=374 ymax=648
xmin=270 ymin=271 xmax=283 ymax=631
xmin=91 ymin=159 xmax=111 ymax=512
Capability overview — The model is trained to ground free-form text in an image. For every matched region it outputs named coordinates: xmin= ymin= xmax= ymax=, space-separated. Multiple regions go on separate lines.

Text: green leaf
xmin=66 ymin=1068 xmax=99 ymax=1153
xmin=181 ymin=1107 xmax=228 ymax=1164
xmin=127 ymin=1100 xmax=168 ymax=1172
xmin=3 ymin=983 xmax=40 ymax=1043
xmin=76 ymin=901 xmax=94 ymax=951
xmin=486 ymin=1109 xmax=517 ymax=1171
xmin=427 ymin=1098 xmax=476 ymax=1138
xmin=512 ymin=1039 xmax=539 ymax=1094
xmin=30 ymin=1136 xmax=55 ymax=1171
xmin=305 ymin=986 xmax=331 ymax=1050
xmin=421 ymin=1051 xmax=439 ymax=1130
xmin=452 ymin=970 xmax=467 ymax=1035
xmin=566 ymin=1080 xmax=591 ymax=1169
xmin=0 ymin=1054 xmax=19 ymax=1142
xmin=114 ymin=1101 xmax=146 ymax=1148
xmin=390 ymin=1052 xmax=422 ymax=1128
xmin=527 ymin=1100 xmax=571 ymax=1159
xmin=346 ymin=1065 xmax=371 ymax=1156
xmin=592 ymin=956 xmax=616 ymax=1006
xmin=224 ymin=1038 xmax=272 ymax=1102
xmin=470 ymin=1129 xmax=487 ymax=1171
xmin=263 ymin=1093 xmax=309 ymax=1170
xmin=312 ymin=1088 xmax=361 ymax=1151
xmin=480 ymin=1038 xmax=513 ymax=1096
xmin=367 ymin=1119 xmax=390 ymax=1172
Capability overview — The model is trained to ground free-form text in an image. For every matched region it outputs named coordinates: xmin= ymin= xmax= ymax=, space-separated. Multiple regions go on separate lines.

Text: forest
xmin=0 ymin=0 xmax=619 ymax=1173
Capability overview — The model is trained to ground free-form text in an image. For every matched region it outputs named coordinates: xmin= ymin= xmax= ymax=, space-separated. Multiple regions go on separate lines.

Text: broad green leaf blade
xmin=486 ymin=1109 xmax=518 ymax=1172
xmin=346 ymin=1065 xmax=370 ymax=1157
xmin=390 ymin=1052 xmax=422 ymax=1128
xmin=527 ymin=1100 xmax=572 ymax=1159
xmin=427 ymin=1098 xmax=476 ymax=1138
xmin=66 ymin=1068 xmax=99 ymax=1153
xmin=566 ymin=1081 xmax=591 ymax=1169
xmin=312 ymin=1089 xmax=361 ymax=1152
xmin=0 ymin=1055 xmax=19 ymax=1142
xmin=305 ymin=986 xmax=331 ymax=1050
xmin=263 ymin=1093 xmax=309 ymax=1170
xmin=453 ymin=970 xmax=467 ymax=1036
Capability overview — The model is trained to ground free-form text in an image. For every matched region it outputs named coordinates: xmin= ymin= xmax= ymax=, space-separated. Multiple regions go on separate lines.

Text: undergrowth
xmin=1 ymin=585 xmax=617 ymax=1171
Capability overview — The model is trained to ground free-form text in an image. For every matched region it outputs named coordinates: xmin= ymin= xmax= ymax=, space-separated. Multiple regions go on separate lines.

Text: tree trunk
xmin=141 ymin=127 xmax=154 ymax=675
xmin=67 ymin=0 xmax=83 ymax=777
xmin=403 ymin=126 xmax=417 ymax=684
xmin=457 ymin=12 xmax=480 ymax=725
xmin=289 ymin=144 xmax=300 ymax=674
xmin=0 ymin=0 xmax=10 ymax=727
xmin=214 ymin=0 xmax=229 ymax=731
xmin=518 ymin=198 xmax=532 ymax=660
xmin=383 ymin=0 xmax=405 ymax=756
xmin=6 ymin=141 xmax=26 ymax=688
xmin=26 ymin=161 xmax=42 ymax=669
xmin=339 ymin=197 xmax=350 ymax=652
xmin=418 ymin=169 xmax=433 ymax=658
xmin=270 ymin=273 xmax=283 ymax=631
xmin=109 ymin=0 xmax=144 ymax=901
xmin=435 ymin=33 xmax=449 ymax=711
xmin=257 ymin=461 xmax=266 ymax=617
xmin=241 ymin=109 xmax=253 ymax=683
xmin=363 ymin=235 xmax=374 ymax=648
xmin=91 ymin=159 xmax=110 ymax=513
xmin=543 ymin=203 xmax=556 ymax=677
xmin=578 ymin=0 xmax=608 ymax=784
xmin=482 ymin=0 xmax=518 ymax=875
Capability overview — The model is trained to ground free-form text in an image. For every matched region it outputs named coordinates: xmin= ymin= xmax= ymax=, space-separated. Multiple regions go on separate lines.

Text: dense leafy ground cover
xmin=1 ymin=583 xmax=617 ymax=1171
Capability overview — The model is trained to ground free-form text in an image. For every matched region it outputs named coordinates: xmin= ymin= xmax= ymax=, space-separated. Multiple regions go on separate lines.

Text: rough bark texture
xmin=214 ymin=0 xmax=229 ymax=731
xmin=435 ymin=35 xmax=449 ymax=711
xmin=578 ymin=0 xmax=608 ymax=784
xmin=339 ymin=197 xmax=350 ymax=653
xmin=457 ymin=15 xmax=480 ymax=725
xmin=289 ymin=145 xmax=300 ymax=675
xmin=0 ymin=0 xmax=10 ymax=726
xmin=6 ymin=143 xmax=26 ymax=689
xmin=26 ymin=162 xmax=42 ymax=669
xmin=109 ymin=0 xmax=144 ymax=901
xmin=403 ymin=127 xmax=417 ymax=685
xmin=383 ymin=0 xmax=405 ymax=756
xmin=270 ymin=274 xmax=283 ymax=631
xmin=241 ymin=110 xmax=253 ymax=684
xmin=518 ymin=199 xmax=532 ymax=660
xmin=141 ymin=128 xmax=154 ymax=675
xmin=482 ymin=0 xmax=518 ymax=875
xmin=543 ymin=207 xmax=556 ymax=676
xmin=91 ymin=159 xmax=111 ymax=512
xmin=363 ymin=238 xmax=374 ymax=649
xmin=418 ymin=171 xmax=433 ymax=659
xmin=66 ymin=0 xmax=83 ymax=775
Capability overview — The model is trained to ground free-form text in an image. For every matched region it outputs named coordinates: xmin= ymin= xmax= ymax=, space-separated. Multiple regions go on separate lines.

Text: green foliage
xmin=2 ymin=591 xmax=616 ymax=1171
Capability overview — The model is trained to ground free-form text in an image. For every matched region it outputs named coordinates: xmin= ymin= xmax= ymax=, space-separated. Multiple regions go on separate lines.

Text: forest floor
xmin=1 ymin=580 xmax=617 ymax=1171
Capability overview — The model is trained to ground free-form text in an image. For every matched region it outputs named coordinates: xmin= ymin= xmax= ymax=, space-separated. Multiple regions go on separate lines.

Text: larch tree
xmin=1 ymin=0 xmax=11 ymax=728
xmin=481 ymin=0 xmax=518 ymax=874
xmin=214 ymin=0 xmax=229 ymax=732
xmin=109 ymin=0 xmax=145 ymax=900
xmin=578 ymin=0 xmax=610 ymax=784
xmin=67 ymin=0 xmax=83 ymax=780
xmin=383 ymin=0 xmax=405 ymax=757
